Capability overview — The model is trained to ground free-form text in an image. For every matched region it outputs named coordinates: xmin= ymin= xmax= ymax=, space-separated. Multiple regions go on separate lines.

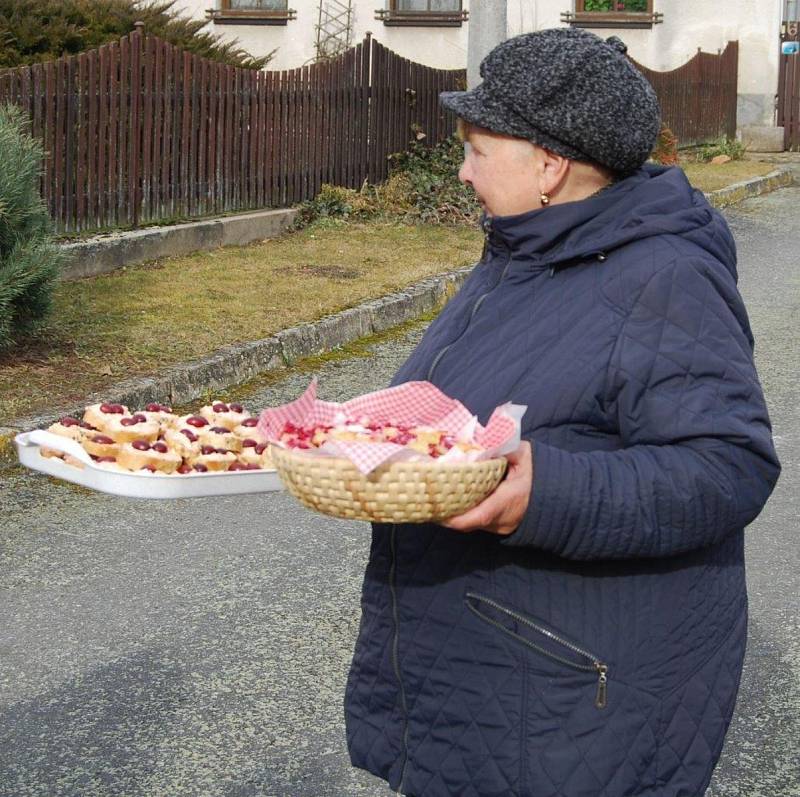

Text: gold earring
xmin=540 ymin=192 xmax=550 ymax=206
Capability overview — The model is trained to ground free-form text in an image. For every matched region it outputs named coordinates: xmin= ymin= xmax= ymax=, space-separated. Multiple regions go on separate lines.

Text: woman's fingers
xmin=440 ymin=441 xmax=532 ymax=535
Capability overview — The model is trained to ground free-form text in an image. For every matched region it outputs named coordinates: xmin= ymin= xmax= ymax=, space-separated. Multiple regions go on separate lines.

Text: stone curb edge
xmin=704 ymin=166 xmax=795 ymax=208
xmin=1 ymin=164 xmax=794 ymax=471
xmin=0 ymin=266 xmax=472 ymax=470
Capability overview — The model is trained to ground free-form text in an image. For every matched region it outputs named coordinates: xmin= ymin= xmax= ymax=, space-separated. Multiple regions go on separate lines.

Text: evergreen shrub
xmin=0 ymin=104 xmax=64 ymax=350
xmin=0 ymin=0 xmax=272 ymax=69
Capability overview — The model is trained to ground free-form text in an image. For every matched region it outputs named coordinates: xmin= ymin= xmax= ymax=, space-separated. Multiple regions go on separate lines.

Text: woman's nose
xmin=458 ymin=160 xmax=471 ymax=186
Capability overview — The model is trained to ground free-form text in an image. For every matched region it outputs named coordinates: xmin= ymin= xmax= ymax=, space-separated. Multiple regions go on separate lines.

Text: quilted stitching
xmin=345 ymin=165 xmax=779 ymax=797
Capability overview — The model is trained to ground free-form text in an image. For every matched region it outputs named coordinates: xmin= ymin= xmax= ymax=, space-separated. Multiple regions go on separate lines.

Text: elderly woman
xmin=344 ymin=28 xmax=780 ymax=797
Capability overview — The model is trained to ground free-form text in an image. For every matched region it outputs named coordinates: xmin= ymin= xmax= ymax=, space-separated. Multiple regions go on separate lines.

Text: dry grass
xmin=0 ymin=222 xmax=482 ymax=422
xmin=681 ymin=160 xmax=777 ymax=193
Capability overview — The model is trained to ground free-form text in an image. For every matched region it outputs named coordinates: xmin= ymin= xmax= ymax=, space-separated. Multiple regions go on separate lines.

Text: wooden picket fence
xmin=0 ymin=29 xmax=465 ymax=234
xmin=632 ymin=42 xmax=739 ymax=146
xmin=0 ymin=30 xmax=739 ymax=235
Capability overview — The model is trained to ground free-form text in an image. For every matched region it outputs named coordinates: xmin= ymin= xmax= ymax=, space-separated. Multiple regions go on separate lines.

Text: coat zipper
xmin=389 ymin=524 xmax=411 ymax=792
xmin=426 ymin=223 xmax=513 ymax=382
xmin=465 ymin=592 xmax=609 ymax=709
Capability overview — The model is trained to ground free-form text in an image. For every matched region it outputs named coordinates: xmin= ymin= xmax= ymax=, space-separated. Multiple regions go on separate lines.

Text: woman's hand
xmin=440 ymin=441 xmax=533 ymax=535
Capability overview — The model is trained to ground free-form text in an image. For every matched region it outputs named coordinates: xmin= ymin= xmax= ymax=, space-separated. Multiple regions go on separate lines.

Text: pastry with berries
xmin=162 ymin=426 xmax=202 ymax=459
xmin=237 ymin=441 xmax=274 ymax=469
xmin=198 ymin=425 xmax=242 ymax=453
xmin=103 ymin=412 xmax=161 ymax=444
xmin=186 ymin=446 xmax=238 ymax=472
xmin=169 ymin=413 xmax=211 ymax=432
xmin=139 ymin=402 xmax=176 ymax=427
xmin=83 ymin=402 xmax=130 ymax=432
xmin=232 ymin=416 xmax=265 ymax=442
xmin=83 ymin=433 xmax=122 ymax=459
xmin=199 ymin=401 xmax=250 ymax=432
xmin=277 ymin=418 xmax=483 ymax=458
xmin=116 ymin=440 xmax=182 ymax=474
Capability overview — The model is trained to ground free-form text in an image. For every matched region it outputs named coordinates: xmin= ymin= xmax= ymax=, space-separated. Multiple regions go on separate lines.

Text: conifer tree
xmin=0 ymin=104 xmax=64 ymax=349
xmin=0 ymin=0 xmax=272 ymax=69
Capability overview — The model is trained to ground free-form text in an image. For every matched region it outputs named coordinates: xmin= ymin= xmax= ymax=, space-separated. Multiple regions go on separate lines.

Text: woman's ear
xmin=539 ymin=148 xmax=570 ymax=196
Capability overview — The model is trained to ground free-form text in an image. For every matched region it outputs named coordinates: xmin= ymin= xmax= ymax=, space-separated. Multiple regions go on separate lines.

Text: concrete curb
xmin=704 ymin=166 xmax=795 ymax=208
xmin=0 ymin=266 xmax=471 ymax=470
xmin=1 ymin=164 xmax=794 ymax=472
xmin=60 ymin=208 xmax=299 ymax=280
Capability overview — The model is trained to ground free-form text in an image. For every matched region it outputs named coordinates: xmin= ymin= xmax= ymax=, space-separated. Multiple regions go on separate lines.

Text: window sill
xmin=375 ymin=9 xmax=468 ymax=27
xmin=206 ymin=8 xmax=296 ymax=25
xmin=560 ymin=11 xmax=662 ymax=29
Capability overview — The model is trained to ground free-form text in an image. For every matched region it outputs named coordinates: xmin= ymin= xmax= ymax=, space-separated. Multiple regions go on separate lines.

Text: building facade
xmin=173 ymin=0 xmax=786 ymax=127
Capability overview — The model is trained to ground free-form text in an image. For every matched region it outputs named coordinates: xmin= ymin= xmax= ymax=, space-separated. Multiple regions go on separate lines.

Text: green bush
xmin=388 ymin=132 xmax=479 ymax=225
xmin=295 ymin=133 xmax=480 ymax=229
xmin=698 ymin=136 xmax=746 ymax=162
xmin=0 ymin=104 xmax=64 ymax=349
xmin=0 ymin=0 xmax=272 ymax=69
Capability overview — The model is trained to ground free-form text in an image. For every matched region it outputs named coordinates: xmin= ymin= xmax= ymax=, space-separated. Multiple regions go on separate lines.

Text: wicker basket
xmin=271 ymin=446 xmax=508 ymax=523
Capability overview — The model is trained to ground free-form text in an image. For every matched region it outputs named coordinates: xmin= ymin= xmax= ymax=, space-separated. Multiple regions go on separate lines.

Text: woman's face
xmin=458 ymin=125 xmax=543 ymax=218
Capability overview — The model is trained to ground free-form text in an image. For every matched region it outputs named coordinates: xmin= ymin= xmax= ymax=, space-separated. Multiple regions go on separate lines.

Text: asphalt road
xmin=1 ymin=187 xmax=798 ymax=797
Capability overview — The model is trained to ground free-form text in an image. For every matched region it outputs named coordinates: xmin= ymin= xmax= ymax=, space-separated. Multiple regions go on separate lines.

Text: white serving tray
xmin=14 ymin=430 xmax=284 ymax=499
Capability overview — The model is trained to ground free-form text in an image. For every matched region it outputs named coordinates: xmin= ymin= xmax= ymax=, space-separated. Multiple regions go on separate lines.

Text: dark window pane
xmin=583 ymin=0 xmax=648 ymax=10
xmin=229 ymin=0 xmax=287 ymax=9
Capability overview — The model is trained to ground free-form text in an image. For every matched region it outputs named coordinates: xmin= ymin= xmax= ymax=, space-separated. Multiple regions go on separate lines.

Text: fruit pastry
xmin=139 ymin=402 xmax=176 ymax=427
xmin=102 ymin=412 xmax=161 ymax=444
xmin=199 ymin=401 xmax=251 ymax=431
xmin=116 ymin=440 xmax=182 ymax=474
xmin=185 ymin=447 xmax=238 ymax=472
xmin=237 ymin=441 xmax=274 ymax=469
xmin=169 ymin=413 xmax=212 ymax=432
xmin=162 ymin=426 xmax=203 ymax=459
xmin=83 ymin=402 xmax=130 ymax=432
xmin=83 ymin=433 xmax=123 ymax=459
xmin=278 ymin=419 xmax=483 ymax=458
xmin=198 ymin=425 xmax=242 ymax=453
xmin=232 ymin=416 xmax=266 ymax=442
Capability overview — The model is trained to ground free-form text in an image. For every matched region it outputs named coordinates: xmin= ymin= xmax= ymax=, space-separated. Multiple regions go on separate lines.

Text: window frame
xmin=376 ymin=0 xmax=468 ymax=28
xmin=562 ymin=0 xmax=662 ymax=29
xmin=208 ymin=0 xmax=297 ymax=26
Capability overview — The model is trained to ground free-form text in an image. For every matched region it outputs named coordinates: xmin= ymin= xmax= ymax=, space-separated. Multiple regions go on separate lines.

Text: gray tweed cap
xmin=441 ymin=28 xmax=661 ymax=175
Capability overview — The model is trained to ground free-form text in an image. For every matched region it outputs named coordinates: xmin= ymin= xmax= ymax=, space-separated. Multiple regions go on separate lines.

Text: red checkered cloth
xmin=257 ymin=380 xmax=526 ymax=474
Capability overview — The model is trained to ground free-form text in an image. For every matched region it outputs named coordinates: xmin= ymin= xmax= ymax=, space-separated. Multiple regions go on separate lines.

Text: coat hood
xmin=487 ymin=164 xmax=738 ymax=278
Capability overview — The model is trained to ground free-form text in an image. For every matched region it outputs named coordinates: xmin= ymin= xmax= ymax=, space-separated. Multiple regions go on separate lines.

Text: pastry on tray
xmin=199 ymin=401 xmax=251 ymax=431
xmin=34 ymin=399 xmax=274 ymax=475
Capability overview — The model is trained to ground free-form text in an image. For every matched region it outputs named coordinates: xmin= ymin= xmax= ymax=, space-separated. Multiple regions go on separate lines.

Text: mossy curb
xmin=705 ymin=167 xmax=795 ymax=208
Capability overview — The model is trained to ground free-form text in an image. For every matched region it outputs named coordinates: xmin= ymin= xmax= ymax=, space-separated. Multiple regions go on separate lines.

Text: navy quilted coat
xmin=344 ymin=165 xmax=780 ymax=797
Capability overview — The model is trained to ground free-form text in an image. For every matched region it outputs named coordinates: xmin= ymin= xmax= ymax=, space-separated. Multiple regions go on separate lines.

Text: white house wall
xmin=509 ymin=0 xmax=781 ymax=127
xmin=170 ymin=0 xmax=469 ymax=70
xmin=172 ymin=0 xmax=780 ymax=126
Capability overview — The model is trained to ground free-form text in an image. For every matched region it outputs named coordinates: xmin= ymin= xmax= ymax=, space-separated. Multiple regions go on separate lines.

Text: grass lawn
xmin=682 ymin=160 xmax=777 ymax=192
xmin=0 ymin=222 xmax=482 ymax=423
xmin=0 ymin=158 xmax=781 ymax=425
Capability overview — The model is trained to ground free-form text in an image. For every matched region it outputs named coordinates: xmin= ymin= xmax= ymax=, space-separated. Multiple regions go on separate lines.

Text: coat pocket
xmin=464 ymin=591 xmax=609 ymax=709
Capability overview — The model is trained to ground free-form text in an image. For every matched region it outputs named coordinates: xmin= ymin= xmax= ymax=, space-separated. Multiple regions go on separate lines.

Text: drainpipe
xmin=467 ymin=0 xmax=508 ymax=88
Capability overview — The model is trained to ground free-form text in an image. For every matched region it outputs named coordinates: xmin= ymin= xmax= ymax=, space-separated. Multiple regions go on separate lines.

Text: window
xmin=561 ymin=0 xmax=663 ymax=29
xmin=207 ymin=0 xmax=297 ymax=25
xmin=376 ymin=0 xmax=468 ymax=27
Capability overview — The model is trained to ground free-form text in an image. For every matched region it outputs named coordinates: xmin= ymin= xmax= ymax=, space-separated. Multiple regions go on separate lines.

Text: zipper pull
xmin=595 ymin=663 xmax=608 ymax=709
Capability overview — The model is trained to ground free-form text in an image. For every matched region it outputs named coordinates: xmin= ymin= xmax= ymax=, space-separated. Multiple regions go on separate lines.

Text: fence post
xmin=129 ymin=21 xmax=144 ymax=227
